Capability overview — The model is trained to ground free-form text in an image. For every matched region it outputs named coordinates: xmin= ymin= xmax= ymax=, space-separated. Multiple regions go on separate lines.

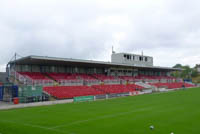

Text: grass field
xmin=0 ymin=88 xmax=200 ymax=134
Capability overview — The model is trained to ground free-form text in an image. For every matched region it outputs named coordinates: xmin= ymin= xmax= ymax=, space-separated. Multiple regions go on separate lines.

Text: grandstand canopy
xmin=8 ymin=55 xmax=181 ymax=71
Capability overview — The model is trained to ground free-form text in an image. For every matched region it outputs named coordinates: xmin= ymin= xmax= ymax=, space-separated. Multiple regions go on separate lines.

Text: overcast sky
xmin=0 ymin=0 xmax=200 ymax=72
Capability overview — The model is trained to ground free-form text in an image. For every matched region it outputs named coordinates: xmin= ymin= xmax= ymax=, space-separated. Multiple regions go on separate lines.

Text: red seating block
xmin=20 ymin=72 xmax=50 ymax=80
xmin=92 ymin=84 xmax=144 ymax=94
xmin=47 ymin=73 xmax=77 ymax=81
xmin=47 ymin=73 xmax=97 ymax=81
xmin=43 ymin=86 xmax=104 ymax=99
xmin=92 ymin=74 xmax=115 ymax=81
xmin=149 ymin=82 xmax=195 ymax=89
xmin=44 ymin=84 xmax=145 ymax=99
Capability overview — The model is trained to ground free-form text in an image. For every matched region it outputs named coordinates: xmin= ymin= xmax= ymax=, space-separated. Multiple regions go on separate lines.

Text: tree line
xmin=172 ymin=64 xmax=198 ymax=79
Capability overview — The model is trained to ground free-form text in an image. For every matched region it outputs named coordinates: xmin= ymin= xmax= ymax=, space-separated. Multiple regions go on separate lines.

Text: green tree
xmin=191 ymin=69 xmax=198 ymax=77
xmin=173 ymin=64 xmax=182 ymax=69
xmin=181 ymin=65 xmax=192 ymax=79
xmin=171 ymin=64 xmax=195 ymax=79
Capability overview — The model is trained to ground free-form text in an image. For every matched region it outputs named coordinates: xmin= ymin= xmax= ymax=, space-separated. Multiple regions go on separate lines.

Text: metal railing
xmin=103 ymin=79 xmax=121 ymax=85
xmin=10 ymin=71 xmax=184 ymax=87
xmin=58 ymin=79 xmax=83 ymax=86
xmin=11 ymin=71 xmax=54 ymax=86
xmin=84 ymin=80 xmax=101 ymax=86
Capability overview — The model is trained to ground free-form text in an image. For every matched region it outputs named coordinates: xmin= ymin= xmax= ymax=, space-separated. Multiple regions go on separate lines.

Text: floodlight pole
xmin=14 ymin=53 xmax=17 ymax=82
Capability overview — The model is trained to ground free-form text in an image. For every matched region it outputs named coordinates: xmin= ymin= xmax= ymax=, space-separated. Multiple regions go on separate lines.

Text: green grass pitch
xmin=0 ymin=87 xmax=200 ymax=134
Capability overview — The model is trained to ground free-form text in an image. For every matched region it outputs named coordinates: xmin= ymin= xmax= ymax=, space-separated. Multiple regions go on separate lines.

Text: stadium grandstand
xmin=0 ymin=51 xmax=195 ymax=104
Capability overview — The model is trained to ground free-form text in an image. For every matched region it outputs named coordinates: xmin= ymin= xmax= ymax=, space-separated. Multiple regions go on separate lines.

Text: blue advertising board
xmin=0 ymin=86 xmax=3 ymax=101
xmin=11 ymin=86 xmax=18 ymax=98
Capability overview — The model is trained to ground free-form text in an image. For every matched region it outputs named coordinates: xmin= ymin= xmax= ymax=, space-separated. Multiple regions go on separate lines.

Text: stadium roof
xmin=9 ymin=55 xmax=181 ymax=71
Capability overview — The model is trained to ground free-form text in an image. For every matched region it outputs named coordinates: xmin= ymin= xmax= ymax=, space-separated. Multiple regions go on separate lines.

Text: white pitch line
xmin=0 ymin=119 xmax=68 ymax=134
xmin=52 ymin=107 xmax=152 ymax=129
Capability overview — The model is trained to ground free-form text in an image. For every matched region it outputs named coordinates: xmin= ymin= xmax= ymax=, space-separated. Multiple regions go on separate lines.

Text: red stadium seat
xmin=119 ymin=75 xmax=176 ymax=81
xmin=19 ymin=72 xmax=50 ymax=80
xmin=43 ymin=86 xmax=104 ymax=99
xmin=92 ymin=74 xmax=116 ymax=81
xmin=92 ymin=84 xmax=144 ymax=94
xmin=149 ymin=82 xmax=195 ymax=89
xmin=46 ymin=73 xmax=97 ymax=81
xmin=43 ymin=84 xmax=145 ymax=99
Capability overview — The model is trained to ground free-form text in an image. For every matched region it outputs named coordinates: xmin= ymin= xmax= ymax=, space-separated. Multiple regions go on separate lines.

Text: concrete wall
xmin=0 ymin=72 xmax=7 ymax=83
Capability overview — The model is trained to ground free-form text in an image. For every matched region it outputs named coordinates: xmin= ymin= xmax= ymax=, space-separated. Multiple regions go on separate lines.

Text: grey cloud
xmin=0 ymin=0 xmax=200 ymax=71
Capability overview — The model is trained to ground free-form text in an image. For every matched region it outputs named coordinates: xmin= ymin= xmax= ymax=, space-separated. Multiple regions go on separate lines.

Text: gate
xmin=18 ymin=86 xmax=43 ymax=103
